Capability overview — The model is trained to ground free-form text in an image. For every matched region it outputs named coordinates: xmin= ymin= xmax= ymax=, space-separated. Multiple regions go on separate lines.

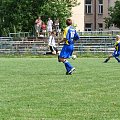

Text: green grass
xmin=0 ymin=58 xmax=120 ymax=120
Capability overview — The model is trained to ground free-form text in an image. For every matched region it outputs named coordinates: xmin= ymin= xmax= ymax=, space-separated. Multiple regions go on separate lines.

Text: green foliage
xmin=0 ymin=0 xmax=47 ymax=36
xmin=0 ymin=0 xmax=79 ymax=36
xmin=104 ymin=0 xmax=120 ymax=29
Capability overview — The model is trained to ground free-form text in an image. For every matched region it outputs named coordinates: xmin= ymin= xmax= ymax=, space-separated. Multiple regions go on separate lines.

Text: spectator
xmin=35 ymin=16 xmax=42 ymax=37
xmin=54 ymin=19 xmax=59 ymax=36
xmin=41 ymin=22 xmax=46 ymax=37
xmin=47 ymin=18 xmax=53 ymax=36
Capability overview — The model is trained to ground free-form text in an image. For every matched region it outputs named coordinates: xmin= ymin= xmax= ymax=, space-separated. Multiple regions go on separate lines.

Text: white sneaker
xmin=68 ymin=68 xmax=75 ymax=74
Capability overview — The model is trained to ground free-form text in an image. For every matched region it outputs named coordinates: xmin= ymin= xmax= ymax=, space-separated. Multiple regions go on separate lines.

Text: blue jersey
xmin=59 ymin=26 xmax=80 ymax=59
xmin=112 ymin=40 xmax=120 ymax=57
xmin=63 ymin=26 xmax=80 ymax=45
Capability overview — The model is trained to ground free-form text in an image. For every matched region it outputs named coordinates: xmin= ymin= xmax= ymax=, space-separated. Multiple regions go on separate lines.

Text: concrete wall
xmin=71 ymin=0 xmax=84 ymax=31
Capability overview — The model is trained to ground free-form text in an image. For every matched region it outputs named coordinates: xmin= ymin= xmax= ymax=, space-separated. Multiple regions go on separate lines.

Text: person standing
xmin=58 ymin=19 xmax=80 ymax=75
xmin=35 ymin=16 xmax=42 ymax=37
xmin=41 ymin=22 xmax=46 ymax=37
xmin=47 ymin=18 xmax=53 ymax=36
xmin=54 ymin=19 xmax=59 ymax=36
xmin=104 ymin=35 xmax=120 ymax=63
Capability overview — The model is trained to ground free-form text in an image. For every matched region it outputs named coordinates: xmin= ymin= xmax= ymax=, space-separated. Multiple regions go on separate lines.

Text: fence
xmin=0 ymin=36 xmax=115 ymax=54
xmin=9 ymin=32 xmax=31 ymax=38
xmin=78 ymin=30 xmax=120 ymax=36
xmin=8 ymin=30 xmax=120 ymax=38
xmin=76 ymin=36 xmax=114 ymax=54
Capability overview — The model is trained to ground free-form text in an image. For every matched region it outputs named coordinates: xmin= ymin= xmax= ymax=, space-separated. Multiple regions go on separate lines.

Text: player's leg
xmin=115 ymin=56 xmax=120 ymax=62
xmin=104 ymin=51 xmax=115 ymax=63
xmin=112 ymin=51 xmax=120 ymax=62
xmin=59 ymin=57 xmax=75 ymax=75
xmin=45 ymin=46 xmax=52 ymax=55
xmin=104 ymin=55 xmax=112 ymax=63
xmin=46 ymin=46 xmax=58 ymax=55
xmin=59 ymin=45 xmax=75 ymax=75
xmin=51 ymin=47 xmax=58 ymax=55
xmin=114 ymin=52 xmax=120 ymax=62
xmin=54 ymin=47 xmax=59 ymax=54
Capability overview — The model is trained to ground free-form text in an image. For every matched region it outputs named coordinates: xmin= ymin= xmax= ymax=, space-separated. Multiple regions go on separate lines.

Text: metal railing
xmin=79 ymin=30 xmax=120 ymax=36
xmin=9 ymin=32 xmax=30 ymax=38
xmin=0 ymin=36 xmax=115 ymax=54
xmin=8 ymin=30 xmax=120 ymax=38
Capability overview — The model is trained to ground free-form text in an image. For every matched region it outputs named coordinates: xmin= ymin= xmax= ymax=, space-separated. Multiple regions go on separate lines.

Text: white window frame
xmin=98 ymin=0 xmax=103 ymax=14
xmin=85 ymin=0 xmax=92 ymax=14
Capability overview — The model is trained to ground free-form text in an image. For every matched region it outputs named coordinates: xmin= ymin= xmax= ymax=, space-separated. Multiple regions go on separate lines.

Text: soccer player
xmin=45 ymin=31 xmax=58 ymax=55
xmin=58 ymin=18 xmax=80 ymax=75
xmin=104 ymin=35 xmax=120 ymax=63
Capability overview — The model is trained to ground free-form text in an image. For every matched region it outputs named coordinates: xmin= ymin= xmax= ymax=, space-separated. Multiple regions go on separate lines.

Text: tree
xmin=104 ymin=0 xmax=120 ymax=29
xmin=0 ymin=0 xmax=79 ymax=36
xmin=40 ymin=0 xmax=80 ymax=29
xmin=0 ymin=0 xmax=48 ymax=36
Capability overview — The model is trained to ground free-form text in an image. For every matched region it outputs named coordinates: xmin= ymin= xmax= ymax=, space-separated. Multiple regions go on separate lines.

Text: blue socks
xmin=63 ymin=60 xmax=73 ymax=72
xmin=115 ymin=57 xmax=120 ymax=62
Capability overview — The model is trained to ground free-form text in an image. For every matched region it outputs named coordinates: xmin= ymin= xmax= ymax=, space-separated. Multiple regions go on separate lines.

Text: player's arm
xmin=114 ymin=41 xmax=118 ymax=50
xmin=58 ymin=38 xmax=66 ymax=45
xmin=74 ymin=30 xmax=80 ymax=41
xmin=58 ymin=28 xmax=67 ymax=45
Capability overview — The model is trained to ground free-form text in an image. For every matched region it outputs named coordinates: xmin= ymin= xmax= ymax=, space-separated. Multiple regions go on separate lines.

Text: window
xmin=98 ymin=23 xmax=103 ymax=31
xmin=85 ymin=0 xmax=92 ymax=14
xmin=85 ymin=23 xmax=92 ymax=31
xmin=98 ymin=0 xmax=103 ymax=14
xmin=99 ymin=0 xmax=103 ymax=4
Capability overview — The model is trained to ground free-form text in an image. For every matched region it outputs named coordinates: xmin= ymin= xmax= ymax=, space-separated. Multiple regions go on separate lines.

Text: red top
xmin=42 ymin=24 xmax=46 ymax=30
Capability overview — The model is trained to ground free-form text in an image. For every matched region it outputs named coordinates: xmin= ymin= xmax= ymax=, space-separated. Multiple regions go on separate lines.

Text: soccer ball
xmin=72 ymin=55 xmax=77 ymax=60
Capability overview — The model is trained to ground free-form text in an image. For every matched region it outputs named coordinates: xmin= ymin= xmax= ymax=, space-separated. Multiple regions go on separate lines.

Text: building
xmin=71 ymin=0 xmax=84 ymax=31
xmin=71 ymin=0 xmax=118 ymax=32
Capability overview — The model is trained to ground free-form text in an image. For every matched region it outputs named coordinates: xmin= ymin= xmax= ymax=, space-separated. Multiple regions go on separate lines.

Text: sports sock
xmin=104 ymin=58 xmax=109 ymax=63
xmin=115 ymin=57 xmax=120 ymax=62
xmin=63 ymin=60 xmax=73 ymax=72
xmin=58 ymin=55 xmax=60 ymax=62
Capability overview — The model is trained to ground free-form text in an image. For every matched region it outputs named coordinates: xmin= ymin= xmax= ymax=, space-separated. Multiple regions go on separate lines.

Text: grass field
xmin=0 ymin=58 xmax=120 ymax=120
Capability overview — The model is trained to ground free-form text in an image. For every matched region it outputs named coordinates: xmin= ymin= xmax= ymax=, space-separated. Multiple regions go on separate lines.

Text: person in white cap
xmin=104 ymin=35 xmax=120 ymax=63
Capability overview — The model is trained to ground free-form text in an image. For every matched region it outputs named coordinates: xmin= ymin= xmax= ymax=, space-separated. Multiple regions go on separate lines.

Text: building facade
xmin=71 ymin=0 xmax=118 ymax=32
xmin=71 ymin=0 xmax=84 ymax=31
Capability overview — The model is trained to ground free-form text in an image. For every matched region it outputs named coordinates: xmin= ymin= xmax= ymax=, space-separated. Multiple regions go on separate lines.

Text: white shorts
xmin=47 ymin=26 xmax=52 ymax=32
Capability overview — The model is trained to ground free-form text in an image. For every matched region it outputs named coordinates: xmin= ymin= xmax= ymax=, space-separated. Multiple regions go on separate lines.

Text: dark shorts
xmin=49 ymin=46 xmax=58 ymax=53
xmin=112 ymin=50 xmax=120 ymax=57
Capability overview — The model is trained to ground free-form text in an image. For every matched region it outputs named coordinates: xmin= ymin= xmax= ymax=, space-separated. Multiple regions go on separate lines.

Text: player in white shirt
xmin=45 ymin=31 xmax=59 ymax=55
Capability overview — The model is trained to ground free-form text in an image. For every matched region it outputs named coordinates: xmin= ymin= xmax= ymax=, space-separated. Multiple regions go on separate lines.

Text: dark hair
xmin=66 ymin=19 xmax=72 ymax=26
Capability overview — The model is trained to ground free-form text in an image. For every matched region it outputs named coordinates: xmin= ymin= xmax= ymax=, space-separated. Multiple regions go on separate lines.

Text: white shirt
xmin=47 ymin=20 xmax=53 ymax=27
xmin=48 ymin=35 xmax=56 ymax=47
